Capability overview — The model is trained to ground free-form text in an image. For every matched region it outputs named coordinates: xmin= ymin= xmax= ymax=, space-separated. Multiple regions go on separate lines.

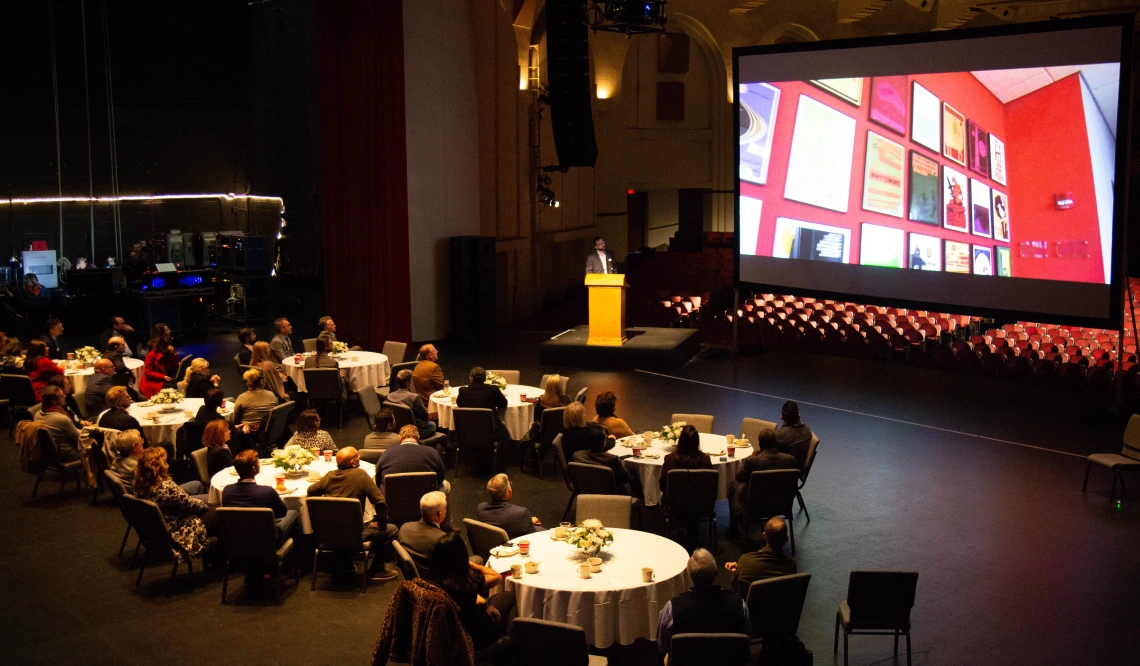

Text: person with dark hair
xmin=724 ymin=517 xmax=797 ymax=599
xmin=46 ymin=374 xmax=88 ymax=427
xmin=133 ymin=447 xmax=215 ymax=553
xmin=456 ymin=366 xmax=510 ymax=444
xmin=236 ymin=327 xmax=257 ymax=365
xmin=269 ymin=318 xmax=294 ymax=362
xmin=376 ymin=425 xmax=449 ymax=493
xmin=560 ymin=401 xmax=612 ymax=462
xmin=657 ymin=549 xmax=750 ymax=654
xmin=572 ymin=419 xmax=633 ymax=495
xmin=34 ymin=385 xmax=82 ymax=462
xmin=363 ymin=406 xmax=399 ymax=453
xmin=196 ymin=388 xmax=227 ymax=423
xmin=286 ymin=408 xmax=337 ymax=451
xmin=659 ymin=424 xmax=712 ymax=497
xmin=585 ymin=236 xmax=616 ymax=275
xmin=317 ymin=315 xmax=337 ymax=342
xmin=387 ymin=368 xmax=437 ymax=438
xmin=773 ymin=400 xmax=814 ymax=469
xmin=593 ymin=391 xmax=634 ymax=439
xmin=98 ymin=316 xmax=138 ymax=357
xmin=304 ymin=335 xmax=346 ymax=399
xmin=43 ymin=318 xmax=65 ymax=360
xmin=26 ymin=339 xmax=62 ymax=402
xmin=731 ymin=429 xmax=797 ymax=515
xmin=203 ymin=419 xmax=236 ymax=478
xmin=140 ymin=323 xmax=179 ymax=398
xmin=222 ymin=449 xmax=299 ymax=544
xmin=428 ymin=531 xmax=515 ymax=656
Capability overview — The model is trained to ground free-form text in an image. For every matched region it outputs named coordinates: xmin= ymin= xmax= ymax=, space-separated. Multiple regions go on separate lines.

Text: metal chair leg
xmin=119 ymin=525 xmax=132 ymax=557
xmin=168 ymin=560 xmax=179 ymax=596
xmin=843 ymin=629 xmax=849 ymax=666
xmin=32 ymin=474 xmax=41 ymax=498
xmin=796 ymin=490 xmax=811 ymax=523
xmin=1082 ymin=461 xmax=1092 ymax=492
xmin=562 ymin=494 xmax=576 ymax=523
xmin=833 ymin=612 xmax=840 ymax=654
xmin=788 ymin=515 xmax=796 ymax=555
xmin=1111 ymin=471 xmax=1119 ymax=503
xmin=906 ymin=631 xmax=912 ymax=666
xmin=136 ymin=550 xmax=148 ymax=587
xmin=894 ymin=629 xmax=899 ymax=654
xmin=310 ymin=550 xmax=320 ymax=591
xmin=221 ymin=559 xmax=230 ymax=604
xmin=360 ymin=550 xmax=367 ymax=593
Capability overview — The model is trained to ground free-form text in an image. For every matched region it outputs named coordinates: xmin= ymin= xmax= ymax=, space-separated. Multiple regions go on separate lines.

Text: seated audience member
xmin=412 ymin=344 xmax=445 ymax=407
xmin=286 ymin=408 xmax=337 ymax=451
xmin=724 ymin=517 xmax=797 ymax=599
xmin=774 ymin=400 xmax=815 ymax=469
xmin=387 ymin=369 xmax=437 ymax=438
xmin=318 ymin=315 xmax=338 ymax=342
xmin=1 ymin=336 xmax=23 ymax=372
xmin=26 ymin=339 xmax=62 ymax=402
xmin=233 ymin=368 xmax=278 ymax=432
xmin=429 ymin=531 xmax=516 ymax=656
xmin=731 ymin=429 xmax=797 ymax=515
xmin=304 ymin=335 xmax=346 ymax=399
xmin=178 ymin=358 xmax=219 ymax=399
xmin=593 ymin=391 xmax=635 ymax=439
xmin=456 ymin=366 xmax=511 ymax=443
xmin=534 ymin=373 xmax=572 ymax=424
xmin=140 ymin=323 xmax=179 ymax=398
xmin=133 ymin=447 xmax=215 ymax=549
xmin=249 ymin=340 xmax=277 ymax=367
xmin=98 ymin=386 xmax=144 ymax=434
xmin=108 ymin=429 xmax=204 ymax=497
xmin=657 ymin=549 xmax=751 ymax=655
xmin=86 ymin=359 xmax=116 ymax=416
xmin=269 ymin=318 xmax=294 ymax=362
xmin=46 ymin=374 xmax=88 ymax=427
xmin=195 ymin=388 xmax=227 ymax=423
xmin=34 ymin=386 xmax=82 ymax=462
xmin=398 ymin=490 xmax=451 ymax=577
xmin=560 ymin=401 xmax=611 ymax=462
xmin=99 ymin=316 xmax=138 ymax=357
xmin=44 ymin=318 xmax=65 ymax=360
xmin=102 ymin=336 xmax=137 ymax=389
xmin=236 ymin=327 xmax=256 ymax=365
xmin=363 ymin=407 xmax=399 ymax=453
xmin=572 ymin=422 xmax=633 ymax=495
xmin=659 ymin=424 xmax=712 ymax=499
xmin=376 ymin=425 xmax=449 ymax=493
xmin=257 ymin=360 xmax=295 ymax=403
xmin=222 ymin=449 xmax=299 ymax=543
xmin=476 ymin=473 xmax=541 ymax=539
xmin=203 ymin=419 xmax=236 ymax=478
xmin=306 ymin=446 xmax=398 ymax=581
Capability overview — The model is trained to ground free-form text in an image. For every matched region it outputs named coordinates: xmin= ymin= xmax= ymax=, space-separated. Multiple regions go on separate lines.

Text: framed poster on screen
xmin=989 ymin=134 xmax=1007 ymax=185
xmin=942 ymin=165 xmax=969 ymax=233
xmin=967 ymin=120 xmax=990 ymax=176
xmin=908 ymin=233 xmax=941 ymax=271
xmin=739 ymin=83 xmax=781 ymax=185
xmin=945 ymin=240 xmax=970 ymax=273
xmin=783 ymin=95 xmax=857 ymax=212
xmin=995 ymin=245 xmax=1011 ymax=277
xmin=869 ymin=76 xmax=908 ymax=135
xmin=772 ymin=217 xmax=851 ymax=263
xmin=810 ymin=78 xmax=864 ymax=106
xmin=910 ymin=82 xmax=940 ymax=153
xmin=739 ymin=196 xmax=763 ymax=256
xmin=972 ymin=246 xmax=993 ymax=275
xmin=863 ymin=131 xmax=906 ymax=218
xmin=992 ymin=191 xmax=1010 ymax=242
xmin=942 ymin=103 xmax=967 ymax=166
xmin=860 ymin=223 xmax=906 ymax=268
xmin=908 ymin=151 xmax=940 ymax=225
xmin=970 ymin=179 xmax=992 ymax=238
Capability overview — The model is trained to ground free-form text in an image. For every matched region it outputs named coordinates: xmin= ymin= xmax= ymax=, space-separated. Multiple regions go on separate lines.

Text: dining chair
xmin=174 ymin=354 xmax=195 ymax=385
xmin=103 ymin=469 xmax=135 ymax=557
xmin=740 ymin=418 xmax=778 ymax=451
xmin=568 ymin=462 xmax=617 ymax=496
xmin=739 ymin=470 xmax=800 ymax=554
xmin=383 ymin=401 xmax=448 ymax=451
xmin=302 ymin=338 xmax=318 ymax=353
xmin=745 ymin=573 xmax=811 ymax=643
xmin=1082 ymin=413 xmax=1140 ymax=503
xmin=488 ymin=370 xmax=520 ymax=385
xmin=552 ymin=434 xmax=577 ymax=522
xmin=671 ymin=413 xmax=713 ymax=434
xmin=216 ymin=507 xmax=296 ymax=604
xmin=382 ymin=472 xmax=439 ymax=526
xmin=574 ymin=386 xmax=588 ymax=405
xmin=575 ymin=494 xmax=636 ymax=529
xmin=512 ymin=617 xmax=608 ymax=666
xmin=523 ymin=406 xmax=565 ymax=479
xmin=540 ymin=374 xmax=570 ymax=395
xmin=664 ymin=469 xmax=719 ymax=549
xmin=381 ymin=340 xmax=408 ymax=364
xmin=463 ymin=518 xmax=509 ymax=563
xmin=125 ymin=495 xmax=215 ymax=593
xmin=189 ymin=447 xmax=210 ymax=485
xmin=32 ymin=428 xmax=83 ymax=498
xmin=668 ymin=633 xmax=750 ymax=666
xmin=796 ymin=436 xmax=820 ymax=522
xmin=2 ymin=374 xmax=37 ymax=435
xmin=452 ymin=407 xmax=500 ymax=476
xmin=358 ymin=385 xmax=382 ymax=430
xmin=258 ymin=401 xmax=296 ymax=455
xmin=392 ymin=540 xmax=419 ymax=580
xmin=307 ymin=496 xmax=372 ymax=592
xmin=834 ymin=571 xmax=919 ymax=666
xmin=305 ymin=366 xmax=345 ymax=427
xmin=382 ymin=362 xmax=419 ymax=397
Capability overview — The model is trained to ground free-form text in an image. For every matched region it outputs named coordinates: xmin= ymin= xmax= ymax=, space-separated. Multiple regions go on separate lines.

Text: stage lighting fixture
xmin=589 ymin=1 xmax=667 ymax=37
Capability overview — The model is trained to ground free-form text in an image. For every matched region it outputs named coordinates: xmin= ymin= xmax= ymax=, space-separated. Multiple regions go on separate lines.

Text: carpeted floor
xmin=2 ymin=326 xmax=1138 ymax=665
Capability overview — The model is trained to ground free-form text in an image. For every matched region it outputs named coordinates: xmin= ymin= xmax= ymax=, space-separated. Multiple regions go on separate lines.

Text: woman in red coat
xmin=140 ymin=323 xmax=180 ymax=398
xmin=26 ymin=339 xmax=63 ymax=402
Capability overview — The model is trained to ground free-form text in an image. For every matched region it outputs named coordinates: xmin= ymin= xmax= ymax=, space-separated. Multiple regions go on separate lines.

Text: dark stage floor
xmin=3 ymin=326 xmax=1139 ymax=665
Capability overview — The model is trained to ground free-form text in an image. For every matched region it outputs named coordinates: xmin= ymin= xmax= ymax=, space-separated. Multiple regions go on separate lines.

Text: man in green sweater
xmin=724 ymin=517 xmax=798 ymax=599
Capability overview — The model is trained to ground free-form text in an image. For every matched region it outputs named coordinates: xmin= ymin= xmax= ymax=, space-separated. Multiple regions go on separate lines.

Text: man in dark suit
xmin=376 ymin=425 xmax=449 ymax=494
xmin=773 ymin=401 xmax=815 ymax=469
xmin=476 ymin=473 xmax=540 ymax=539
xmin=221 ymin=449 xmax=300 ymax=543
xmin=98 ymin=316 xmax=138 ymax=358
xmin=572 ymin=424 xmax=632 ymax=495
xmin=86 ymin=359 xmax=116 ymax=416
xmin=585 ymin=236 xmax=617 ymax=275
xmin=397 ymin=490 xmax=451 ymax=578
xmin=44 ymin=318 xmax=65 ymax=359
xmin=456 ymin=366 xmax=511 ymax=443
xmin=731 ymin=429 xmax=797 ymax=515
xmin=236 ymin=327 xmax=256 ymax=365
xmin=387 ymin=369 xmax=437 ymax=438
xmin=724 ymin=517 xmax=797 ymax=599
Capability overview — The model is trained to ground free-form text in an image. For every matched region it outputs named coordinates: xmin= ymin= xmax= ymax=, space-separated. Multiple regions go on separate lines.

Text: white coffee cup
xmin=642 ymin=567 xmax=655 ymax=583
xmin=726 ymin=434 xmax=735 ymax=446
xmin=525 ymin=561 xmax=539 ymax=574
xmin=511 ymin=564 xmax=523 ymax=579
xmin=578 ymin=564 xmax=591 ymax=579
xmin=554 ymin=526 xmax=568 ymax=539
xmin=587 ymin=557 xmax=602 ymax=573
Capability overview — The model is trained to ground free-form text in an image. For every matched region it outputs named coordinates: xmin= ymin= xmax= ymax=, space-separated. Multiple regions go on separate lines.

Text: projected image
xmin=860 ymin=223 xmax=905 ymax=268
xmin=772 ymin=217 xmax=850 ymax=263
xmin=908 ymin=233 xmax=941 ymax=271
xmin=739 ymin=83 xmax=781 ymax=185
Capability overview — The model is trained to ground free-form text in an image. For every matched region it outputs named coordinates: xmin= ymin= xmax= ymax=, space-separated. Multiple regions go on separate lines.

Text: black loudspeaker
xmin=450 ymin=236 xmax=496 ymax=345
xmin=546 ymin=0 xmax=598 ymax=168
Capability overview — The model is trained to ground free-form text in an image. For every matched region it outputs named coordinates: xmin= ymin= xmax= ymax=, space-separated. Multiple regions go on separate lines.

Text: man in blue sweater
xmin=375 ymin=425 xmax=450 ymax=494
xmin=221 ymin=449 xmax=300 ymax=543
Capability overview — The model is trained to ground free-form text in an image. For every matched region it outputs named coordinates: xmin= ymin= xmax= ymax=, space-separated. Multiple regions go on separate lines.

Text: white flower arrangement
xmin=330 ymin=341 xmax=350 ymax=356
xmin=567 ymin=518 xmax=614 ymax=556
xmin=72 ymin=346 xmax=101 ymax=365
xmin=271 ymin=445 xmax=317 ymax=472
xmin=484 ymin=371 xmax=508 ymax=391
xmin=151 ymin=388 xmax=184 ymax=405
xmin=658 ymin=421 xmax=687 ymax=443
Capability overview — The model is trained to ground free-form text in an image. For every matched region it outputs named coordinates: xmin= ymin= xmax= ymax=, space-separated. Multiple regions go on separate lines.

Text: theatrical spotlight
xmin=537 ymin=174 xmax=560 ymax=209
xmin=589 ymin=1 xmax=667 ymax=37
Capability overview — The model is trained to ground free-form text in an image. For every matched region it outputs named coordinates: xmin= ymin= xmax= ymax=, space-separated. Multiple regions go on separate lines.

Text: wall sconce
xmin=1054 ymin=192 xmax=1074 ymax=210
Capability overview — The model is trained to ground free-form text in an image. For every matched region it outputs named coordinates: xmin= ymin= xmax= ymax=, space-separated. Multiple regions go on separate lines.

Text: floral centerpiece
xmin=72 ymin=346 xmax=101 ymax=365
xmin=657 ymin=421 xmax=687 ymax=443
xmin=151 ymin=388 xmax=184 ymax=405
xmin=484 ymin=371 xmax=508 ymax=391
xmin=567 ymin=519 xmax=614 ymax=556
xmin=330 ymin=341 xmax=350 ymax=356
xmin=272 ymin=445 xmax=317 ymax=476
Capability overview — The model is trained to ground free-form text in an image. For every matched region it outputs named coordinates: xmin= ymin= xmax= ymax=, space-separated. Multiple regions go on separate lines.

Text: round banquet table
xmin=125 ymin=398 xmax=234 ymax=444
xmin=487 ymin=528 xmax=691 ymax=648
xmin=619 ymin=432 xmax=745 ymax=507
xmin=282 ymin=351 xmax=390 ymax=394
xmin=429 ymin=384 xmax=542 ymax=441
xmin=208 ymin=458 xmax=376 ymax=533
xmin=64 ymin=358 xmax=144 ymax=395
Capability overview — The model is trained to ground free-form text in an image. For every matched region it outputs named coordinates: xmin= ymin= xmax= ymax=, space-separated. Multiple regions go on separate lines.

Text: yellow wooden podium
xmin=585 ymin=273 xmax=627 ymax=346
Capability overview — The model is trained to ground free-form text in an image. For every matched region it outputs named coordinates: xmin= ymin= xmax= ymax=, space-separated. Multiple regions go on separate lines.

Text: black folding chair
xmin=103 ymin=469 xmax=135 ymax=558
xmin=382 ymin=472 xmax=438 ymax=526
xmin=834 ymin=571 xmax=919 ymax=666
xmin=124 ymin=495 xmax=215 ymax=593
xmin=669 ymin=633 xmax=750 ymax=666
xmin=552 ymin=434 xmax=577 ymax=522
xmin=258 ymin=401 xmax=296 ymax=455
xmin=452 ymin=407 xmax=499 ymax=476
xmin=665 ymin=468 xmax=719 ymax=550
xmin=32 ymin=429 xmax=83 ymax=498
xmin=307 ymin=496 xmax=372 ymax=592
xmin=738 ymin=469 xmax=800 ymax=554
xmin=217 ymin=507 xmax=297 ymax=604
xmin=512 ymin=617 xmax=596 ymax=666
xmin=568 ymin=462 xmax=617 ymax=495
xmin=746 ymin=573 xmax=811 ymax=644
xmin=523 ymin=406 xmax=565 ymax=479
xmin=303 ymin=368 xmax=345 ymax=427
xmin=2 ymin=374 xmax=37 ymax=436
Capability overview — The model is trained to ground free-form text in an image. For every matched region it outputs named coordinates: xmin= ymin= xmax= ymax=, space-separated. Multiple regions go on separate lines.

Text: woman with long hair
xmin=140 ymin=323 xmax=179 ymax=398
xmin=177 ymin=358 xmax=218 ymax=398
xmin=132 ymin=447 xmax=214 ymax=556
xmin=202 ymin=419 xmax=235 ymax=477
xmin=257 ymin=361 xmax=292 ymax=403
xmin=659 ymin=424 xmax=712 ymax=546
xmin=248 ymin=340 xmax=275 ymax=367
xmin=559 ymin=401 xmax=612 ymax=461
xmin=25 ymin=339 xmax=62 ymax=402
xmin=285 ymin=408 xmax=336 ymax=451
xmin=428 ymin=530 xmax=515 ymax=654
xmin=534 ymin=373 xmax=572 ymax=423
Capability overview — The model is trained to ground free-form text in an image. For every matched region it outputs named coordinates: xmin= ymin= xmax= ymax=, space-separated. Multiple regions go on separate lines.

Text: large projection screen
xmin=733 ymin=17 xmax=1131 ymax=327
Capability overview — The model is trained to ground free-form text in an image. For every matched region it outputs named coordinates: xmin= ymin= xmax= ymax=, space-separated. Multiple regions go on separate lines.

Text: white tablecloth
xmin=126 ymin=398 xmax=234 ymax=443
xmin=283 ymin=351 xmax=390 ymax=393
xmin=429 ymin=384 xmax=542 ymax=440
xmin=64 ymin=358 xmax=144 ymax=395
xmin=208 ymin=459 xmax=376 ymax=533
xmin=488 ymin=528 xmax=691 ymax=648
xmin=619 ymin=432 xmax=745 ymax=507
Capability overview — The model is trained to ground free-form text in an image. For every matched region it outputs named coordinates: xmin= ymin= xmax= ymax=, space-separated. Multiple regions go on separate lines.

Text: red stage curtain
xmin=317 ymin=0 xmax=412 ymax=347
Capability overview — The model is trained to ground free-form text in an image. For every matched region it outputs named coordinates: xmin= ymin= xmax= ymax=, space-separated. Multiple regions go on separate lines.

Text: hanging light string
xmin=48 ymin=1 xmax=64 ymax=257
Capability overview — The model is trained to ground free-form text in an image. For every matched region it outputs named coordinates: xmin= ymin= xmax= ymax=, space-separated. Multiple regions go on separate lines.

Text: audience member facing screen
xmin=287 ymin=408 xmax=337 ymax=451
xmin=774 ymin=400 xmax=814 ymax=469
xmin=593 ymin=390 xmax=634 ymax=439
